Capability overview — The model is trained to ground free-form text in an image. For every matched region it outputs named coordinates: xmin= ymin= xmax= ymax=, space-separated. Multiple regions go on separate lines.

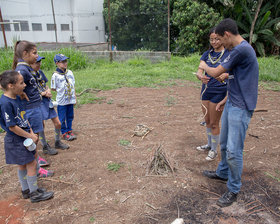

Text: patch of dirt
xmin=0 ymin=81 xmax=280 ymax=224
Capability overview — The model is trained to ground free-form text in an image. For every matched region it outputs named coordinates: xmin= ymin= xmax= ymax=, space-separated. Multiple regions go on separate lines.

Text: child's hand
xmin=45 ymin=89 xmax=52 ymax=98
xmin=30 ymin=133 xmax=38 ymax=145
xmin=29 ymin=129 xmax=38 ymax=144
xmin=201 ymin=75 xmax=210 ymax=85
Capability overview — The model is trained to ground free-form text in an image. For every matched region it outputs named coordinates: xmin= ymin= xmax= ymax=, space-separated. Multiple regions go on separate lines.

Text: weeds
xmin=265 ymin=172 xmax=280 ymax=182
xmin=89 ymin=217 xmax=95 ymax=222
xmin=165 ymin=95 xmax=176 ymax=106
xmin=107 ymin=162 xmax=123 ymax=172
xmin=119 ymin=139 xmax=131 ymax=146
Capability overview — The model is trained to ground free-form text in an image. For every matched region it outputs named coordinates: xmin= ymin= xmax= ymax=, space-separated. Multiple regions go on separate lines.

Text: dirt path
xmin=0 ymin=81 xmax=279 ymax=224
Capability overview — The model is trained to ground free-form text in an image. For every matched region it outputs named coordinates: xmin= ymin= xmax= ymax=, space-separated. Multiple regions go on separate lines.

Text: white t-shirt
xmin=51 ymin=69 xmax=76 ymax=105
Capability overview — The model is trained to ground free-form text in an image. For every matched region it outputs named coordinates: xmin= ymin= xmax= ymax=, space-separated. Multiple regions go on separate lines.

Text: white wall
xmin=0 ymin=0 xmax=105 ymax=47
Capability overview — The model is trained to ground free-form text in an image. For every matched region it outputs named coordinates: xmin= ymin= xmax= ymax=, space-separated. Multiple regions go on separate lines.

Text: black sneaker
xmin=217 ymin=191 xmax=238 ymax=207
xmin=43 ymin=143 xmax=58 ymax=155
xmin=203 ymin=170 xmax=228 ymax=181
xmin=22 ymin=188 xmax=46 ymax=199
xmin=22 ymin=189 xmax=30 ymax=199
xmin=30 ymin=189 xmax=54 ymax=203
xmin=55 ymin=140 xmax=69 ymax=150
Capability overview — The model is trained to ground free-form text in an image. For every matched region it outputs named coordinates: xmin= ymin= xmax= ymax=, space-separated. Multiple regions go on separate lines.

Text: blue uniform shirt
xmin=200 ymin=49 xmax=229 ymax=90
xmin=35 ymin=69 xmax=48 ymax=93
xmin=221 ymin=41 xmax=259 ymax=111
xmin=0 ymin=95 xmax=30 ymax=136
xmin=15 ymin=61 xmax=42 ymax=109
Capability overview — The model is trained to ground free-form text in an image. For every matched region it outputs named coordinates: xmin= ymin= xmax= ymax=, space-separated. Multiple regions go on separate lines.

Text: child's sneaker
xmin=30 ymin=189 xmax=54 ymax=203
xmin=68 ymin=131 xmax=77 ymax=140
xmin=62 ymin=133 xmax=74 ymax=141
xmin=43 ymin=143 xmax=58 ymax=155
xmin=55 ymin=140 xmax=69 ymax=149
xmin=38 ymin=167 xmax=54 ymax=178
xmin=206 ymin=150 xmax=217 ymax=161
xmin=38 ymin=156 xmax=50 ymax=167
xmin=196 ymin=144 xmax=211 ymax=151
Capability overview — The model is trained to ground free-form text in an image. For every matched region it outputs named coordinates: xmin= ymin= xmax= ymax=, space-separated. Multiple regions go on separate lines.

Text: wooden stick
xmin=254 ymin=109 xmax=268 ymax=112
xmin=121 ymin=195 xmax=132 ymax=203
xmin=199 ymin=188 xmax=221 ymax=197
xmin=247 ymin=208 xmax=265 ymax=215
xmin=39 ymin=178 xmax=75 ymax=185
xmin=246 ymin=204 xmax=262 ymax=212
xmin=256 ymin=199 xmax=280 ymax=218
xmin=145 ymin=203 xmax=158 ymax=210
xmin=245 ymin=200 xmax=259 ymax=207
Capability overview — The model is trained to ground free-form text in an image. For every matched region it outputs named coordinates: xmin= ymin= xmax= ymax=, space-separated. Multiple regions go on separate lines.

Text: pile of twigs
xmin=146 ymin=145 xmax=175 ymax=176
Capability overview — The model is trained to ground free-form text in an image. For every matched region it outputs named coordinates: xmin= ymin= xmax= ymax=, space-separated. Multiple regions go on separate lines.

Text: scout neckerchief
xmin=208 ymin=49 xmax=225 ymax=65
xmin=55 ymin=68 xmax=73 ymax=100
xmin=16 ymin=61 xmax=44 ymax=98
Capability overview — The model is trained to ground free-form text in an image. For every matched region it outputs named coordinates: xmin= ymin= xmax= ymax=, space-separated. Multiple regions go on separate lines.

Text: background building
xmin=0 ymin=0 xmax=106 ymax=48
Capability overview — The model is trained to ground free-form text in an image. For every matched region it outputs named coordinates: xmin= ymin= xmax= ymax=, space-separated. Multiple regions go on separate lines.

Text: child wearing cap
xmin=51 ymin=54 xmax=77 ymax=141
xmin=30 ymin=56 xmax=69 ymax=154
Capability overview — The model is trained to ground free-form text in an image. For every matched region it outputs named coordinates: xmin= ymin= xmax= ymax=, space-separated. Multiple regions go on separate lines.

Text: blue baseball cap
xmin=36 ymin=55 xmax=45 ymax=62
xmin=54 ymin=54 xmax=69 ymax=63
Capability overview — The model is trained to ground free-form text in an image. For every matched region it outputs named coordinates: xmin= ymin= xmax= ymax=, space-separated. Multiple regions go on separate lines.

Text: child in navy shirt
xmin=12 ymin=40 xmax=54 ymax=177
xmin=0 ymin=70 xmax=54 ymax=202
xmin=30 ymin=56 xmax=69 ymax=152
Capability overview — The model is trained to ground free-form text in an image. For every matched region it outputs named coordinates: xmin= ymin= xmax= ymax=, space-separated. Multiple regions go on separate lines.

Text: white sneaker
xmin=196 ymin=144 xmax=211 ymax=151
xmin=206 ymin=150 xmax=217 ymax=161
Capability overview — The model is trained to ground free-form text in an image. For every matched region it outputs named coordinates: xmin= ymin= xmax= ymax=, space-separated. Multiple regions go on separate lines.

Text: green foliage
xmin=119 ymin=139 xmax=131 ymax=146
xmin=236 ymin=1 xmax=280 ymax=56
xmin=89 ymin=217 xmax=96 ymax=222
xmin=38 ymin=47 xmax=91 ymax=71
xmin=107 ymin=162 xmax=123 ymax=172
xmin=172 ymin=0 xmax=221 ymax=55
xmin=258 ymin=56 xmax=280 ymax=82
xmin=0 ymin=48 xmax=14 ymax=72
xmin=0 ymin=128 xmax=5 ymax=133
xmin=202 ymin=0 xmax=280 ymax=56
xmin=0 ymin=48 xmax=91 ymax=73
xmin=103 ymin=0 xmax=168 ymax=51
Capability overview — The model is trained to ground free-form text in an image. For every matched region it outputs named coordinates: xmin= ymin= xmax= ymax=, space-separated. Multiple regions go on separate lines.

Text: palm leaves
xmin=236 ymin=0 xmax=280 ymax=56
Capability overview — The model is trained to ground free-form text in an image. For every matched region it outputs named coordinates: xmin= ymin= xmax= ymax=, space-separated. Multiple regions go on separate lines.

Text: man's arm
xmin=199 ymin=61 xmax=227 ymax=78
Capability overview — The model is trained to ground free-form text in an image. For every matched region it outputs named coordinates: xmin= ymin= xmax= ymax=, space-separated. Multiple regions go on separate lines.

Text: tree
xmin=171 ymin=0 xmax=221 ymax=55
xmin=236 ymin=0 xmax=280 ymax=56
xmin=103 ymin=0 xmax=168 ymax=51
xmin=203 ymin=0 xmax=280 ymax=56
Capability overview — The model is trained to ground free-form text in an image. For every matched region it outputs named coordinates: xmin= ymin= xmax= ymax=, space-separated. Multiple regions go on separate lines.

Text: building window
xmin=0 ymin=20 xmax=11 ymax=31
xmin=61 ymin=24 xmax=70 ymax=31
xmin=13 ymin=20 xmax=29 ymax=31
xmin=95 ymin=26 xmax=99 ymax=30
xmin=32 ymin=23 xmax=42 ymax=31
xmin=47 ymin=24 xmax=56 ymax=31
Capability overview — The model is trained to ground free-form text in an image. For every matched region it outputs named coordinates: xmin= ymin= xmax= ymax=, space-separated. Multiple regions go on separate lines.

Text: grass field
xmin=0 ymin=48 xmax=280 ymax=102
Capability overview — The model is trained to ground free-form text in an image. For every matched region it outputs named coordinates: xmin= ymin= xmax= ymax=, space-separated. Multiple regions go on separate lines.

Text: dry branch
xmin=40 ymin=178 xmax=75 ymax=185
xmin=76 ymin=88 xmax=101 ymax=97
xmin=146 ymin=145 xmax=175 ymax=176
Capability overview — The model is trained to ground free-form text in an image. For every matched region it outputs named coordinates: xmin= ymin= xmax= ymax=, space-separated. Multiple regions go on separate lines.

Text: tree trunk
xmin=249 ymin=0 xmax=263 ymax=45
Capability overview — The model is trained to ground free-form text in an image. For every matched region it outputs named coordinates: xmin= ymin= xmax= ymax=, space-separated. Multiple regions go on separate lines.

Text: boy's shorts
xmin=41 ymin=97 xmax=57 ymax=120
xmin=25 ymin=106 xmax=44 ymax=133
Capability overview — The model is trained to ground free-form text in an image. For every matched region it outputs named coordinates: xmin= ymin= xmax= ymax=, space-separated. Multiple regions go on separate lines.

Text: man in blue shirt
xmin=199 ymin=18 xmax=259 ymax=207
